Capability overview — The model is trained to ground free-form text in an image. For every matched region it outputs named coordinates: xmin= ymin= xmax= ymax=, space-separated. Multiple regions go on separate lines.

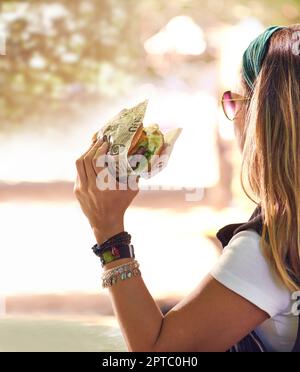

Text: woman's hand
xmin=74 ymin=136 xmax=140 ymax=244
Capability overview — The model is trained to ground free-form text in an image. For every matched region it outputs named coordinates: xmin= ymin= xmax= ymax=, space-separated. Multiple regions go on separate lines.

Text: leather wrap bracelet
xmin=92 ymin=231 xmax=135 ymax=267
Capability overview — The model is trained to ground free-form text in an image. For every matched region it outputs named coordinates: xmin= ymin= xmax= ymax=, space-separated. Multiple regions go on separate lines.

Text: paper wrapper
xmin=96 ymin=100 xmax=182 ymax=183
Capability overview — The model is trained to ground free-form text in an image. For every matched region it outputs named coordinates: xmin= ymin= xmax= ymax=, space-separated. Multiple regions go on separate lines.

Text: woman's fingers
xmin=75 ymin=156 xmax=88 ymax=187
xmin=85 ymin=135 xmax=102 ymax=156
xmin=91 ymin=131 xmax=100 ymax=144
xmin=76 ymin=139 xmax=101 ymax=186
xmin=92 ymin=141 xmax=110 ymax=175
xmin=76 ymin=133 xmax=105 ymax=185
xmin=78 ymin=131 xmax=139 ymax=191
xmin=84 ymin=138 xmax=108 ymax=180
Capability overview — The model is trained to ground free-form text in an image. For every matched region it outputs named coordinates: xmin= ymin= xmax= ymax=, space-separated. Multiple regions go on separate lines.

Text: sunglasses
xmin=221 ymin=90 xmax=250 ymax=121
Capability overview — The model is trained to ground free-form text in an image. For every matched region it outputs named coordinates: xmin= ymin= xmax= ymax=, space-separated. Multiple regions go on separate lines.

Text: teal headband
xmin=242 ymin=25 xmax=286 ymax=90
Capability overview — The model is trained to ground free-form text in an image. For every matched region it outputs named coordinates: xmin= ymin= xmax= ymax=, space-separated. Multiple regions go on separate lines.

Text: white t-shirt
xmin=210 ymin=229 xmax=299 ymax=352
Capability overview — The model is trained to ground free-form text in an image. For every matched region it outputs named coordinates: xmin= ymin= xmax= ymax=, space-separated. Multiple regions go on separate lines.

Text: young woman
xmin=74 ymin=25 xmax=300 ymax=352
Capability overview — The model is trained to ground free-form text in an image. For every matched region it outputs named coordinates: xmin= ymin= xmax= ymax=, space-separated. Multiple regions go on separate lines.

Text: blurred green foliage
xmin=0 ymin=0 xmax=299 ymax=127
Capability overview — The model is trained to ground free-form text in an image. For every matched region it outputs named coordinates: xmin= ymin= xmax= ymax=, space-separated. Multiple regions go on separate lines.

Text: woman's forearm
xmin=74 ymin=138 xmax=164 ymax=351
xmin=103 ymin=258 xmax=164 ymax=352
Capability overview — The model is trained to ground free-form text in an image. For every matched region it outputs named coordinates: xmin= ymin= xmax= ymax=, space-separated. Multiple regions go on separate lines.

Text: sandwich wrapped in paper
xmin=96 ymin=100 xmax=182 ymax=182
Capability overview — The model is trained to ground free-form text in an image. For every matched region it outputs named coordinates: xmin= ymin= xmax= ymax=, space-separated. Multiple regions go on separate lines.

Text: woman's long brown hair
xmin=240 ymin=25 xmax=300 ymax=291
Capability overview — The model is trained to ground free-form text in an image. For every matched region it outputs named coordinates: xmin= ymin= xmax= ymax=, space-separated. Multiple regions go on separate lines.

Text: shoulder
xmin=224 ymin=228 xmax=261 ymax=247
xmin=211 ymin=229 xmax=292 ymax=317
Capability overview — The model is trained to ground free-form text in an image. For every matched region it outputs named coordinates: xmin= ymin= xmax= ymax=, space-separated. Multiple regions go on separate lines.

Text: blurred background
xmin=0 ymin=0 xmax=298 ymax=351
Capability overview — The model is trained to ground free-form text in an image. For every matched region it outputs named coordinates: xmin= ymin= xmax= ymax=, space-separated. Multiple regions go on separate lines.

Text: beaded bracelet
xmin=102 ymin=260 xmax=139 ymax=281
xmin=101 ymin=260 xmax=141 ymax=288
xmin=102 ymin=267 xmax=141 ymax=288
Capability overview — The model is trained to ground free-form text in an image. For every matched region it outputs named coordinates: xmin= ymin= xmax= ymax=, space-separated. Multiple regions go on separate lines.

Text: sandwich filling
xmin=128 ymin=124 xmax=164 ymax=173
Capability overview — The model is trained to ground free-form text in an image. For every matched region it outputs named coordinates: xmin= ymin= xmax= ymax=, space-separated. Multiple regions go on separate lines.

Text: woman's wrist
xmin=93 ymin=220 xmax=125 ymax=245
